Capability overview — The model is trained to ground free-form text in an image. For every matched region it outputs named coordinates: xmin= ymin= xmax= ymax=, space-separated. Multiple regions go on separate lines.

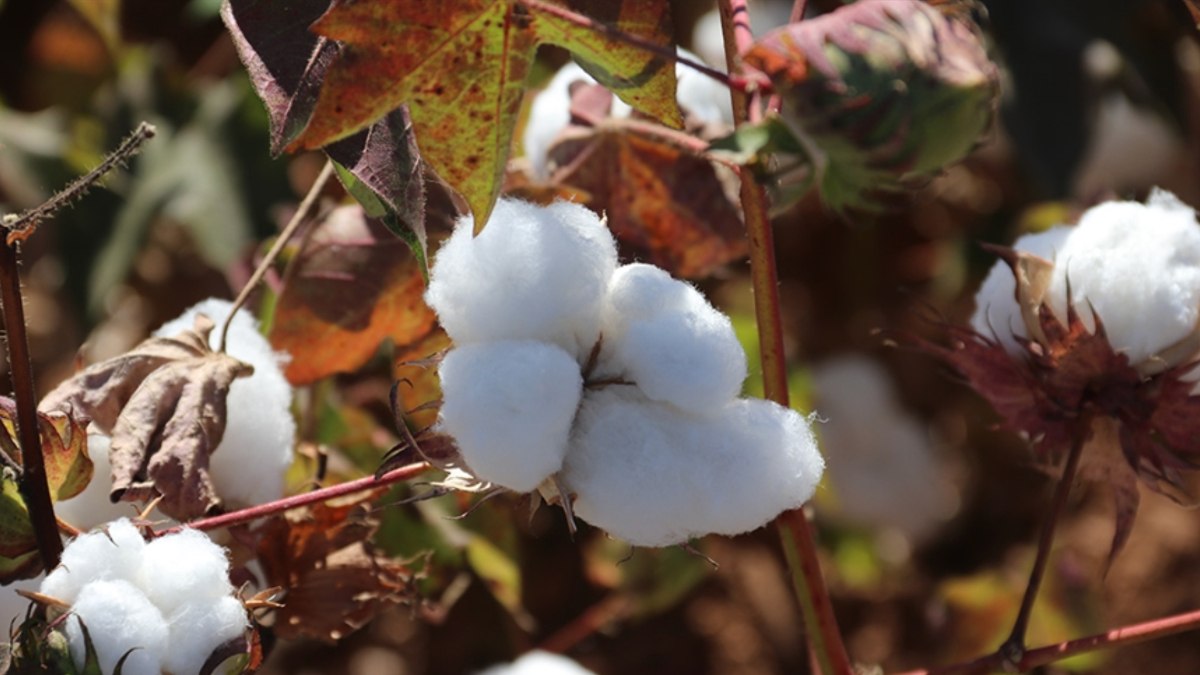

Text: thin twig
xmin=1 ymin=123 xmax=156 ymax=244
xmin=0 ymin=243 xmax=63 ymax=568
xmin=155 ymin=461 xmax=431 ymax=536
xmin=894 ymin=607 xmax=1200 ymax=675
xmin=717 ymin=0 xmax=852 ymax=673
xmin=519 ymin=0 xmax=769 ymax=94
xmin=999 ymin=416 xmax=1092 ymax=666
xmin=219 ymin=160 xmax=336 ymax=353
xmin=538 ymin=594 xmax=631 ymax=654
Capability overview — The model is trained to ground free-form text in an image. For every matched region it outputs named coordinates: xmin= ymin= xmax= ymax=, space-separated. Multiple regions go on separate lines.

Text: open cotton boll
xmin=563 ymin=388 xmax=823 ymax=547
xmin=811 ymin=356 xmax=957 ymax=541
xmin=425 ymin=199 xmax=618 ymax=358
xmin=138 ymin=528 xmax=235 ymax=617
xmin=438 ymin=341 xmax=584 ymax=492
xmin=40 ymin=519 xmax=146 ymax=605
xmin=599 ymin=264 xmax=746 ymax=413
xmin=53 ymin=431 xmax=141 ymax=530
xmin=970 ymin=225 xmax=1072 ymax=354
xmin=1048 ymin=189 xmax=1200 ymax=365
xmin=65 ymin=579 xmax=169 ymax=675
xmin=478 ymin=650 xmax=597 ymax=675
xmin=154 ymin=298 xmax=295 ymax=507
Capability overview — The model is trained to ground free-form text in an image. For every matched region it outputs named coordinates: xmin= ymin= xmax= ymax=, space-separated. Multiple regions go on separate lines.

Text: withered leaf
xmin=39 ymin=315 xmax=253 ymax=520
xmin=542 ymin=118 xmax=746 ymax=279
xmin=256 ymin=492 xmax=416 ymax=643
xmin=0 ymin=398 xmax=92 ymax=502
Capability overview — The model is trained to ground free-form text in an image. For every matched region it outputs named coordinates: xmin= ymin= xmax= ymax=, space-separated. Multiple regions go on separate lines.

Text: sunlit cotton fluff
xmin=562 ymin=387 xmax=824 ymax=547
xmin=597 ymin=263 xmax=747 ymax=414
xmin=40 ymin=519 xmax=246 ymax=675
xmin=438 ymin=341 xmax=583 ymax=492
xmin=425 ymin=199 xmax=618 ymax=358
xmin=154 ymin=298 xmax=295 ymax=507
xmin=1048 ymin=189 xmax=1200 ymax=366
xmin=478 ymin=650 xmax=597 ymax=675
xmin=970 ymin=225 xmax=1071 ymax=354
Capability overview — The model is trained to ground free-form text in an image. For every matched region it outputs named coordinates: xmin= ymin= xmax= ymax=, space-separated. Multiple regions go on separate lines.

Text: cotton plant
xmin=423 ymin=198 xmax=824 ymax=547
xmin=937 ymin=188 xmax=1200 ymax=563
xmin=33 ymin=519 xmax=248 ymax=675
xmin=522 ymin=49 xmax=735 ymax=179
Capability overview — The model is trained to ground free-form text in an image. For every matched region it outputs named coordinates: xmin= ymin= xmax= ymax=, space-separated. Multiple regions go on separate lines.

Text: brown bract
xmin=255 ymin=493 xmax=417 ymax=643
xmin=38 ymin=315 xmax=253 ymax=520
xmin=924 ymin=249 xmax=1200 ymax=564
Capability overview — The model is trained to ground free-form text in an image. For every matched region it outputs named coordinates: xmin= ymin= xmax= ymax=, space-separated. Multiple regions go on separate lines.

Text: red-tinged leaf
xmin=256 ymin=493 xmax=416 ymax=643
xmin=270 ymin=205 xmax=437 ymax=385
xmin=39 ymin=316 xmax=254 ymax=520
xmin=543 ymin=120 xmax=747 ymax=278
xmin=290 ymin=0 xmax=680 ymax=228
xmin=222 ymin=0 xmax=427 ymax=258
xmin=0 ymin=400 xmax=92 ymax=502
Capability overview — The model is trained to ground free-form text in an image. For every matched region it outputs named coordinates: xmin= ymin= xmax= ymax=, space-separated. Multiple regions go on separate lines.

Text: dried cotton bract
xmin=39 ymin=519 xmax=247 ymax=675
xmin=425 ymin=198 xmax=825 ymax=546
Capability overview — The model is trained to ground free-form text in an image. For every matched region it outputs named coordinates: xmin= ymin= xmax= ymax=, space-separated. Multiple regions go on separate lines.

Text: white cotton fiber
xmin=65 ymin=579 xmax=169 ymax=675
xmin=970 ymin=225 xmax=1072 ymax=354
xmin=41 ymin=520 xmax=247 ymax=675
xmin=54 ymin=431 xmax=141 ymax=530
xmin=563 ymin=388 xmax=823 ymax=547
xmin=425 ymin=199 xmax=618 ymax=358
xmin=1047 ymin=189 xmax=1200 ymax=365
xmin=438 ymin=341 xmax=584 ymax=492
xmin=41 ymin=519 xmax=146 ymax=605
xmin=478 ymin=650 xmax=597 ymax=675
xmin=598 ymin=264 xmax=746 ymax=413
xmin=161 ymin=595 xmax=247 ymax=675
xmin=811 ymin=356 xmax=957 ymax=541
xmin=154 ymin=298 xmax=296 ymax=508
xmin=138 ymin=528 xmax=234 ymax=617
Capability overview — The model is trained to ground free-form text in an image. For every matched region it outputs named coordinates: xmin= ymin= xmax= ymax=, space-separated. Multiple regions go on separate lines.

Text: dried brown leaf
xmin=256 ymin=492 xmax=416 ymax=643
xmin=39 ymin=315 xmax=253 ymax=520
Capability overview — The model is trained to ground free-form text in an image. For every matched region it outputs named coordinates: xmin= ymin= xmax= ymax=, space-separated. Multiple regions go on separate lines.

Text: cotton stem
xmin=0 ymin=242 xmax=62 ymax=569
xmin=717 ymin=0 xmax=852 ymax=673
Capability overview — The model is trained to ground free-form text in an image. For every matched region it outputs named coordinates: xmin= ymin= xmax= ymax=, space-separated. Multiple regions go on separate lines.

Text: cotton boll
xmin=65 ymin=579 xmax=169 ymax=675
xmin=599 ymin=264 xmax=746 ymax=413
xmin=161 ymin=596 xmax=247 ymax=675
xmin=564 ymin=388 xmax=823 ymax=547
xmin=41 ymin=519 xmax=146 ymax=605
xmin=425 ymin=199 xmax=618 ymax=357
xmin=478 ymin=650 xmax=597 ymax=675
xmin=154 ymin=298 xmax=296 ymax=507
xmin=438 ymin=341 xmax=584 ymax=492
xmin=970 ymin=225 xmax=1072 ymax=353
xmin=1048 ymin=189 xmax=1200 ymax=365
xmin=811 ymin=356 xmax=957 ymax=541
xmin=138 ymin=528 xmax=234 ymax=617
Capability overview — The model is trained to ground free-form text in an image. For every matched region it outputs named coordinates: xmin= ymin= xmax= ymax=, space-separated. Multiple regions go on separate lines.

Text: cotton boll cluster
xmin=972 ymin=190 xmax=1200 ymax=366
xmin=477 ymin=650 xmax=596 ymax=675
xmin=426 ymin=198 xmax=825 ymax=546
xmin=154 ymin=298 xmax=296 ymax=507
xmin=810 ymin=356 xmax=957 ymax=544
xmin=522 ymin=50 xmax=734 ymax=179
xmin=39 ymin=519 xmax=247 ymax=675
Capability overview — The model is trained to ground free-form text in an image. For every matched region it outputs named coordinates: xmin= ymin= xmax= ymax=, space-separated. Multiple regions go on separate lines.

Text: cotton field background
xmin=3 ymin=1 xmax=1200 ymax=674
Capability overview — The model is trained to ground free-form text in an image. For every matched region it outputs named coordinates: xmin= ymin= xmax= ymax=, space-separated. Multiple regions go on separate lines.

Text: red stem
xmin=894 ymin=607 xmax=1200 ymax=675
xmin=155 ymin=462 xmax=430 ymax=536
xmin=717 ymin=0 xmax=852 ymax=673
xmin=537 ymin=594 xmax=631 ymax=654
xmin=0 ymin=242 xmax=63 ymax=569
